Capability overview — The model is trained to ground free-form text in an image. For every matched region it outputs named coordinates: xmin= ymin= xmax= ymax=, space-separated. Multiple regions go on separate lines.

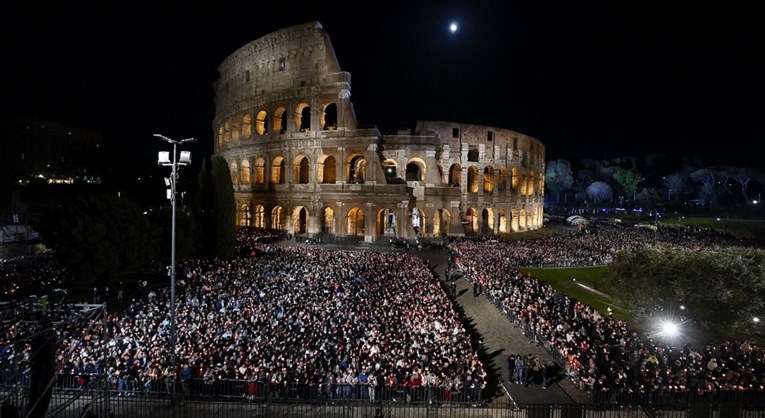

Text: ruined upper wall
xmin=214 ymin=21 xmax=346 ymax=111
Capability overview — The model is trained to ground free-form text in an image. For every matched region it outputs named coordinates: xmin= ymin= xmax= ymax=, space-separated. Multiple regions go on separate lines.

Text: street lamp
xmin=154 ymin=133 xmax=195 ymax=403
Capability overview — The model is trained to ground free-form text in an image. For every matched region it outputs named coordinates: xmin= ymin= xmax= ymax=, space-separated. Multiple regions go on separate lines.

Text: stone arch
xmin=242 ymin=114 xmax=252 ymax=139
xmin=467 ymin=165 xmax=479 ymax=193
xmin=317 ymin=155 xmax=337 ymax=183
xmin=498 ymin=209 xmax=508 ymax=233
xmin=512 ymin=168 xmax=520 ymax=192
xmin=376 ymin=208 xmax=397 ymax=237
xmin=434 ymin=208 xmax=451 ymax=237
xmin=498 ymin=167 xmax=508 ymax=190
xmin=520 ymin=171 xmax=529 ymax=195
xmin=253 ymin=205 xmax=266 ymax=228
xmin=292 ymin=155 xmax=310 ymax=184
xmin=217 ymin=126 xmax=223 ymax=146
xmin=240 ymin=159 xmax=251 ymax=184
xmin=347 ymin=154 xmax=366 ymax=183
xmin=292 ymin=206 xmax=309 ymax=234
xmin=271 ymin=206 xmax=286 ymax=230
xmin=254 ymin=157 xmax=266 ymax=185
xmin=483 ymin=166 xmax=495 ymax=194
xmin=322 ymin=103 xmax=338 ymax=130
xmin=346 ymin=207 xmax=365 ymax=236
xmin=382 ymin=159 xmax=398 ymax=183
xmin=255 ymin=110 xmax=268 ymax=135
xmin=519 ymin=207 xmax=527 ymax=230
xmin=320 ymin=207 xmax=335 ymax=235
xmin=224 ymin=121 xmax=231 ymax=143
xmin=449 ymin=164 xmax=461 ymax=187
xmin=465 ymin=208 xmax=478 ymax=235
xmin=295 ymin=102 xmax=311 ymax=132
xmin=511 ymin=208 xmax=520 ymax=232
xmin=230 ymin=160 xmax=239 ymax=185
xmin=528 ymin=171 xmax=536 ymax=195
xmin=238 ymin=203 xmax=251 ymax=226
xmin=271 ymin=156 xmax=285 ymax=184
xmin=231 ymin=120 xmax=240 ymax=142
xmin=274 ymin=106 xmax=288 ymax=134
xmin=406 ymin=158 xmax=426 ymax=182
xmin=481 ymin=208 xmax=494 ymax=234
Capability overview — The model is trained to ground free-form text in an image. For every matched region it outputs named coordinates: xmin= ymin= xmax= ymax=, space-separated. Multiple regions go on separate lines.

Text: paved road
xmin=416 ymin=246 xmax=590 ymax=407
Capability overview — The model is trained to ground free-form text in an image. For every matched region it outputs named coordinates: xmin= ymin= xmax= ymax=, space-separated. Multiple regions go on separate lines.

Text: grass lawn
xmin=517 ymin=266 xmax=635 ymax=326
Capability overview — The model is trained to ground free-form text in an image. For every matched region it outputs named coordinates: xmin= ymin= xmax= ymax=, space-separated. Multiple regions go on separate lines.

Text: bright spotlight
xmin=661 ymin=321 xmax=679 ymax=338
xmin=754 ymin=317 xmax=761 ymax=323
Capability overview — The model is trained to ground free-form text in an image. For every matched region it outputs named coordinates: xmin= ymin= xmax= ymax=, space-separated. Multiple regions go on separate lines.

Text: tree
xmin=612 ymin=169 xmax=643 ymax=204
xmin=545 ymin=159 xmax=574 ymax=204
xmin=690 ymin=168 xmax=721 ymax=206
xmin=636 ymin=188 xmax=661 ymax=208
xmin=603 ymin=246 xmax=765 ymax=340
xmin=662 ymin=173 xmax=686 ymax=201
xmin=42 ymin=194 xmax=159 ymax=284
xmin=731 ymin=167 xmax=759 ymax=205
xmin=211 ymin=156 xmax=236 ymax=259
xmin=586 ymin=181 xmax=613 ymax=203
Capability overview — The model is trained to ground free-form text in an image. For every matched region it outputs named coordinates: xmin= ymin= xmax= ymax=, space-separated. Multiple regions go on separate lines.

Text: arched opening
xmin=468 ymin=166 xmax=479 ymax=193
xmin=434 ymin=208 xmax=451 ymax=237
xmin=405 ymin=163 xmax=420 ymax=181
xmin=254 ymin=158 xmax=266 ymax=185
xmin=376 ymin=208 xmax=396 ymax=237
xmin=255 ymin=110 xmax=268 ymax=136
xmin=254 ymin=205 xmax=265 ymax=228
xmin=528 ymin=171 xmax=536 ymax=195
xmin=511 ymin=208 xmax=519 ymax=232
xmin=512 ymin=168 xmax=520 ymax=192
xmin=274 ymin=106 xmax=287 ymax=134
xmin=346 ymin=208 xmax=365 ymax=237
xmin=323 ymin=103 xmax=338 ymax=130
xmin=382 ymin=159 xmax=398 ymax=183
xmin=519 ymin=208 xmax=527 ymax=230
xmin=498 ymin=168 xmax=508 ymax=190
xmin=498 ymin=209 xmax=508 ymax=233
xmin=217 ymin=126 xmax=223 ymax=146
xmin=347 ymin=155 xmax=366 ymax=183
xmin=292 ymin=206 xmax=308 ymax=234
xmin=296 ymin=102 xmax=311 ymax=132
xmin=318 ymin=155 xmax=337 ymax=183
xmin=224 ymin=122 xmax=231 ymax=143
xmin=271 ymin=157 xmax=285 ymax=184
xmin=464 ymin=208 xmax=478 ymax=235
xmin=240 ymin=160 xmax=251 ymax=184
xmin=232 ymin=121 xmax=240 ymax=142
xmin=449 ymin=164 xmax=461 ymax=187
xmin=242 ymin=114 xmax=252 ymax=139
xmin=321 ymin=207 xmax=335 ymax=235
xmin=520 ymin=171 xmax=529 ymax=195
xmin=293 ymin=156 xmax=310 ymax=184
xmin=483 ymin=166 xmax=494 ymax=194
xmin=239 ymin=203 xmax=251 ymax=227
xmin=230 ymin=161 xmax=239 ymax=185
xmin=271 ymin=206 xmax=286 ymax=230
xmin=481 ymin=208 xmax=494 ymax=234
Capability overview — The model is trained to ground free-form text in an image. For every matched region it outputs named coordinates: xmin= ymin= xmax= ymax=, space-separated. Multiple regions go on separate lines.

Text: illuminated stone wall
xmin=213 ymin=21 xmax=545 ymax=241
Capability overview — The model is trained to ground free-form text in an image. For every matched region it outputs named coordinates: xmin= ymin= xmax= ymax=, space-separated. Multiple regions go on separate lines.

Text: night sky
xmin=2 ymin=1 xmax=764 ymax=171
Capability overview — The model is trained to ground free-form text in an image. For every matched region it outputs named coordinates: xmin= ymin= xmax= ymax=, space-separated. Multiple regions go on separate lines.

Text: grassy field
xmin=517 ymin=266 xmax=635 ymax=326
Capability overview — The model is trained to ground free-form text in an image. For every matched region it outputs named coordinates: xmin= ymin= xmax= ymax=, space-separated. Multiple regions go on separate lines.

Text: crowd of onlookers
xmin=2 ymin=242 xmax=486 ymax=403
xmin=2 ymin=222 xmax=764 ymax=405
xmin=448 ymin=223 xmax=765 ymax=402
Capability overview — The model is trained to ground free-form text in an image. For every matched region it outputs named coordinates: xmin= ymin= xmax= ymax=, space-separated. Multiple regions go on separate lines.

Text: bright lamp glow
xmin=179 ymin=151 xmax=192 ymax=164
xmin=158 ymin=151 xmax=171 ymax=164
xmin=661 ymin=321 xmax=679 ymax=338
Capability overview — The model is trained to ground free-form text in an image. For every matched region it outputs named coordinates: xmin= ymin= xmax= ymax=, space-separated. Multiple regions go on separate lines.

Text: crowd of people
xmin=449 ymin=223 xmax=765 ymax=404
xmin=3 ymin=242 xmax=486 ymax=404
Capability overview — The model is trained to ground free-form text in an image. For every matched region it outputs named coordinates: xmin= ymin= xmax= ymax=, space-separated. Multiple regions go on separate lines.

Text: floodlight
xmin=179 ymin=151 xmax=192 ymax=165
xmin=164 ymin=177 xmax=171 ymax=187
xmin=661 ymin=321 xmax=679 ymax=338
xmin=166 ymin=189 xmax=172 ymax=200
xmin=158 ymin=151 xmax=171 ymax=165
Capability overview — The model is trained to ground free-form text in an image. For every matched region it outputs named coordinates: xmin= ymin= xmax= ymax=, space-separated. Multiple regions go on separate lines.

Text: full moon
xmin=449 ymin=22 xmax=458 ymax=33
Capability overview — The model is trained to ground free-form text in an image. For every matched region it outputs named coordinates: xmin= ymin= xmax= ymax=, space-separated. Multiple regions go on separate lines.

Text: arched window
xmin=449 ymin=164 xmax=461 ymax=187
xmin=293 ymin=156 xmax=309 ymax=184
xmin=242 ymin=114 xmax=252 ymax=139
xmin=240 ymin=160 xmax=251 ymax=184
xmin=468 ymin=166 xmax=479 ymax=193
xmin=274 ymin=107 xmax=287 ymax=134
xmin=271 ymin=157 xmax=285 ymax=184
xmin=483 ymin=166 xmax=494 ymax=194
xmin=254 ymin=158 xmax=266 ymax=185
xmin=230 ymin=161 xmax=238 ymax=185
xmin=323 ymin=103 xmax=337 ymax=130
xmin=255 ymin=110 xmax=268 ymax=135
xmin=319 ymin=155 xmax=337 ymax=183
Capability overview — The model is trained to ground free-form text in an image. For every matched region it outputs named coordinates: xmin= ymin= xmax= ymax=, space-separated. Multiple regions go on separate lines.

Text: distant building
xmin=212 ymin=22 xmax=545 ymax=241
xmin=0 ymin=119 xmax=104 ymax=186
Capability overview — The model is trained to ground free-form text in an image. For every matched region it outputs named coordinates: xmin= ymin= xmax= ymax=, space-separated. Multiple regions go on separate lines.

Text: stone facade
xmin=213 ymin=21 xmax=545 ymax=241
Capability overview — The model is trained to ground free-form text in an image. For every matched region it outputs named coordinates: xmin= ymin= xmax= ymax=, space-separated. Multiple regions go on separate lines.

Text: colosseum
xmin=213 ymin=21 xmax=545 ymax=242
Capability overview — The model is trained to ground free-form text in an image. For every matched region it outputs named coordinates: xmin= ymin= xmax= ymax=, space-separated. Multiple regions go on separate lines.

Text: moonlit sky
xmin=2 ymin=1 xmax=764 ymax=170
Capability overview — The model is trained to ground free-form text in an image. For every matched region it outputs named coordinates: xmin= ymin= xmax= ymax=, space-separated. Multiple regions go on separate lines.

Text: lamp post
xmin=154 ymin=133 xmax=195 ymax=403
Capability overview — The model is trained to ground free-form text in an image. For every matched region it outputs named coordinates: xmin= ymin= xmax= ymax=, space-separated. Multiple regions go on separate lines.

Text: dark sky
xmin=2 ymin=1 xmax=764 ymax=170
